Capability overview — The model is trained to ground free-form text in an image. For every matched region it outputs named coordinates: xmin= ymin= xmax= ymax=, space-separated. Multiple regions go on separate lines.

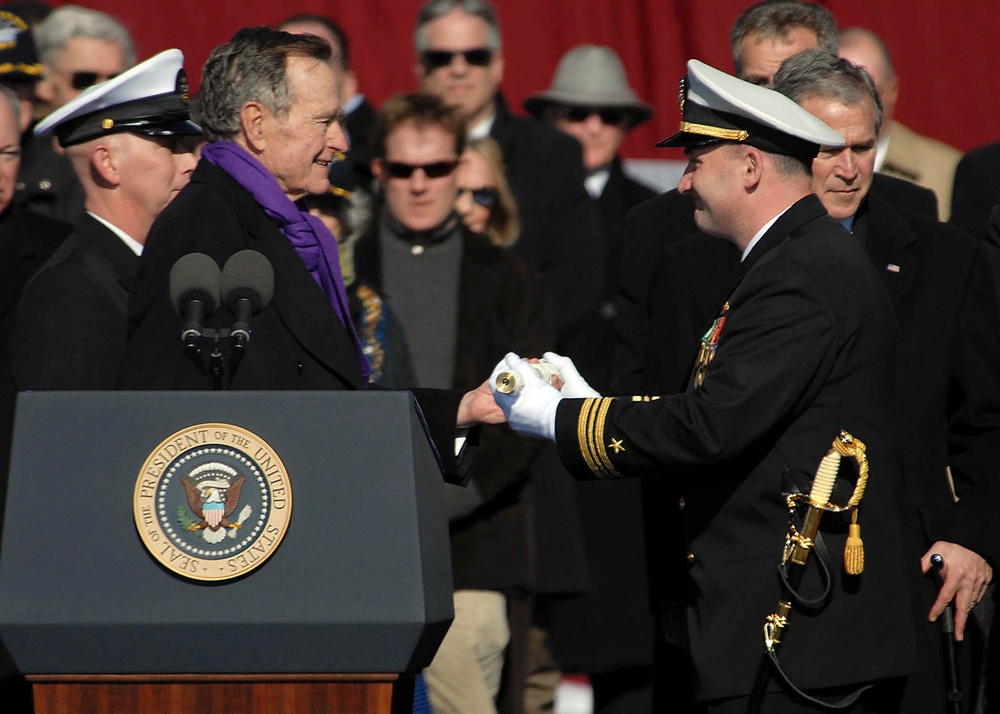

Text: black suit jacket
xmin=119 ymin=160 xmax=467 ymax=479
xmin=489 ymin=94 xmax=606 ymax=347
xmin=0 ymin=203 xmax=70 ymax=569
xmin=855 ymin=192 xmax=1000 ymax=566
xmin=950 ymin=140 xmax=1000 ymax=241
xmin=547 ymin=159 xmax=657 ymax=671
xmin=13 ymin=130 xmax=85 ymax=224
xmin=11 ymin=213 xmax=136 ymax=391
xmin=0 ymin=204 xmax=70 ymax=419
xmin=557 ymin=195 xmax=921 ymax=700
xmin=570 ymin=158 xmax=657 ymax=393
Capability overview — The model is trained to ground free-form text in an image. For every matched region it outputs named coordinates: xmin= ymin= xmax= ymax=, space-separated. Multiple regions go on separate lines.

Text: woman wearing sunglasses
xmin=453 ymin=136 xmax=519 ymax=249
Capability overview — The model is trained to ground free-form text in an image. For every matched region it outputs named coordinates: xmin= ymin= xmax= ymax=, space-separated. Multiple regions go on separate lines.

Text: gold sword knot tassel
xmin=844 ymin=510 xmax=865 ymax=575
xmin=834 ymin=431 xmax=869 ymax=575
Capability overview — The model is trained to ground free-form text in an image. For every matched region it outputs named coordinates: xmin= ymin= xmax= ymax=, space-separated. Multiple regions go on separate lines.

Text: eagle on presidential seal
xmin=181 ymin=462 xmax=252 ymax=544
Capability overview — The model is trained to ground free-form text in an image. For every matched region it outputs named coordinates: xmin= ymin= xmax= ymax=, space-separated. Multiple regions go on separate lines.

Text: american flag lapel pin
xmin=886 ymin=263 xmax=901 ymax=273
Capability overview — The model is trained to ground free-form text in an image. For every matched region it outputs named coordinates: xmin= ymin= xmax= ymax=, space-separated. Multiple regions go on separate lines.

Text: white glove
xmin=542 ymin=351 xmax=601 ymax=398
xmin=489 ymin=352 xmax=562 ymax=441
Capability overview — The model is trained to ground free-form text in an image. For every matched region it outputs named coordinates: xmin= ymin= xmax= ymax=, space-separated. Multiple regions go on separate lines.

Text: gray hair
xmin=839 ymin=27 xmax=896 ymax=83
xmin=414 ymin=0 xmax=501 ymax=52
xmin=0 ymin=86 xmax=20 ymax=128
xmin=771 ymin=49 xmax=883 ymax=137
xmin=730 ymin=1 xmax=837 ymax=77
xmin=35 ymin=5 xmax=136 ymax=69
xmin=198 ymin=27 xmax=331 ymax=143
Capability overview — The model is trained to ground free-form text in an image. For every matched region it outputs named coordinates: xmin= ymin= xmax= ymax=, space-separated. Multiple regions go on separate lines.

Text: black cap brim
xmin=126 ymin=118 xmax=202 ymax=138
xmin=654 ymin=130 xmax=722 ymax=149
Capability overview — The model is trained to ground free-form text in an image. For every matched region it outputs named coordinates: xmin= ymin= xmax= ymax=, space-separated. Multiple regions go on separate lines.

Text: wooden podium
xmin=0 ymin=392 xmax=454 ymax=714
xmin=28 ymin=674 xmax=411 ymax=714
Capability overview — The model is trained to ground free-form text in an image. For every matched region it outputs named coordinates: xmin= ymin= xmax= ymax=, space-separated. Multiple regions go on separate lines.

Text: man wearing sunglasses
xmin=414 ymin=0 xmax=604 ymax=357
xmin=415 ymin=5 xmax=597 ymax=709
xmin=357 ymin=92 xmax=551 ymax=714
xmin=523 ymin=43 xmax=658 ymax=714
xmin=14 ymin=5 xmax=133 ymax=223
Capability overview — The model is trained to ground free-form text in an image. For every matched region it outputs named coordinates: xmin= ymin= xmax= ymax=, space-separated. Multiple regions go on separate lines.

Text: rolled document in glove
xmin=495 ymin=359 xmax=560 ymax=394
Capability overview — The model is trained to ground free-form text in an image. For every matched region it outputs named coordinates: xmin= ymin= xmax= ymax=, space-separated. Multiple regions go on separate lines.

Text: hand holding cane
xmin=930 ymin=553 xmax=963 ymax=714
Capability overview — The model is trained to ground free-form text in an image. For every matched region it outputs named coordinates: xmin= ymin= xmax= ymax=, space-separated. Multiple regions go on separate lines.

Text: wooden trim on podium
xmin=28 ymin=673 xmax=415 ymax=714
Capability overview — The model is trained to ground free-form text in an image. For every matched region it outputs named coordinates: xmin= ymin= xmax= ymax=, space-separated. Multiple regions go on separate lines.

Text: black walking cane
xmin=745 ymin=431 xmax=872 ymax=713
xmin=930 ymin=553 xmax=964 ymax=714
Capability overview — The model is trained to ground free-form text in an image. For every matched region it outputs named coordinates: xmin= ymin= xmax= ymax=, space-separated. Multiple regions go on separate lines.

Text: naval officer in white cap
xmin=490 ymin=60 xmax=921 ymax=711
xmin=11 ymin=49 xmax=200 ymax=390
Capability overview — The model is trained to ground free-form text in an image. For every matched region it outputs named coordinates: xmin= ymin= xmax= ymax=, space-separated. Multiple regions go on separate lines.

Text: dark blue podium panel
xmin=0 ymin=391 xmax=453 ymax=674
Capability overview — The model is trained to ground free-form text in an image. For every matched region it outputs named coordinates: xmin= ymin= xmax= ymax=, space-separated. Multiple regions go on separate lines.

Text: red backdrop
xmin=45 ymin=1 xmax=999 ymax=160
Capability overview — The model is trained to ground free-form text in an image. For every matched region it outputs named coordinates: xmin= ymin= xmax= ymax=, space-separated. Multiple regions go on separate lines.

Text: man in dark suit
xmin=0 ymin=82 xmax=70 ymax=714
xmin=0 ymin=84 xmax=69 ymax=473
xmin=15 ymin=5 xmax=135 ymax=223
xmin=414 ymin=0 xmax=605 ymax=351
xmin=773 ymin=49 xmax=999 ymax=712
xmin=354 ymin=91 xmax=551 ymax=714
xmin=118 ymin=29 xmax=501 ymax=476
xmin=523 ymin=43 xmax=657 ymax=714
xmin=11 ymin=49 xmax=199 ymax=392
xmin=414 ymin=8 xmax=595 ymax=708
xmin=492 ymin=59 xmax=921 ymax=711
xmin=951 ymin=141 xmax=1000 ymax=241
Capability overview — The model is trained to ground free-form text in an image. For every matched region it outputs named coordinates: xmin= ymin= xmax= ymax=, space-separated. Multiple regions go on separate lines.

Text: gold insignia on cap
xmin=679 ymin=121 xmax=749 ymax=142
xmin=101 ymin=118 xmax=114 ymax=130
xmin=677 ymin=76 xmax=687 ymax=112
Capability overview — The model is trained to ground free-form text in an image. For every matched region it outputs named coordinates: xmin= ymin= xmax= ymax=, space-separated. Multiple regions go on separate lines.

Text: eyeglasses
xmin=421 ymin=48 xmax=493 ymax=71
xmin=561 ymin=106 xmax=628 ymax=126
xmin=384 ymin=160 xmax=459 ymax=179
xmin=457 ymin=186 xmax=499 ymax=209
xmin=68 ymin=71 xmax=120 ymax=90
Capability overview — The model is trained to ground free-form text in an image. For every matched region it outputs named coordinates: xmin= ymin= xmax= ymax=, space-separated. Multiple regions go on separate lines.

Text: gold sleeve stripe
xmin=577 ymin=398 xmax=623 ymax=479
xmin=577 ymin=399 xmax=601 ymax=474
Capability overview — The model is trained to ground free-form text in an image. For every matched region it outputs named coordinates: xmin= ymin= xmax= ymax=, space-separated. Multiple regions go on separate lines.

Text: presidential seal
xmin=133 ymin=423 xmax=291 ymax=582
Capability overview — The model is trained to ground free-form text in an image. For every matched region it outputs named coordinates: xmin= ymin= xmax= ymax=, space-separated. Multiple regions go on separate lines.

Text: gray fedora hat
xmin=525 ymin=45 xmax=653 ymax=129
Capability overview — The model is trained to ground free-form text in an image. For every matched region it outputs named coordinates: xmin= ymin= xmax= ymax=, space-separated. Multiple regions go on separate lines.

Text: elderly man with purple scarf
xmin=118 ymin=27 xmax=501 ymax=477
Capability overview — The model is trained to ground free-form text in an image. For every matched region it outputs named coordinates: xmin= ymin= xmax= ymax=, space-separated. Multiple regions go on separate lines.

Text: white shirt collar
xmin=343 ymin=93 xmax=364 ymax=115
xmin=741 ymin=206 xmax=791 ymax=262
xmin=874 ymin=131 xmax=891 ymax=172
xmin=584 ymin=168 xmax=611 ymax=199
xmin=87 ymin=211 xmax=143 ymax=256
xmin=468 ymin=112 xmax=496 ymax=140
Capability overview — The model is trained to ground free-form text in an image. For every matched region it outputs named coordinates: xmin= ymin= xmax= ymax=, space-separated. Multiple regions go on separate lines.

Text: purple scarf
xmin=201 ymin=141 xmax=370 ymax=385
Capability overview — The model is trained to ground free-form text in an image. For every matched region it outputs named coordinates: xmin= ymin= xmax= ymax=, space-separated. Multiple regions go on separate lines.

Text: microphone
xmin=220 ymin=250 xmax=274 ymax=375
xmin=169 ymin=253 xmax=222 ymax=359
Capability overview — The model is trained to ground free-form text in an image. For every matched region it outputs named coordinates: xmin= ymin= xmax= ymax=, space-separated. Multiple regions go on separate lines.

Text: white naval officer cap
xmin=34 ymin=48 xmax=201 ymax=148
xmin=656 ymin=59 xmax=844 ymax=160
